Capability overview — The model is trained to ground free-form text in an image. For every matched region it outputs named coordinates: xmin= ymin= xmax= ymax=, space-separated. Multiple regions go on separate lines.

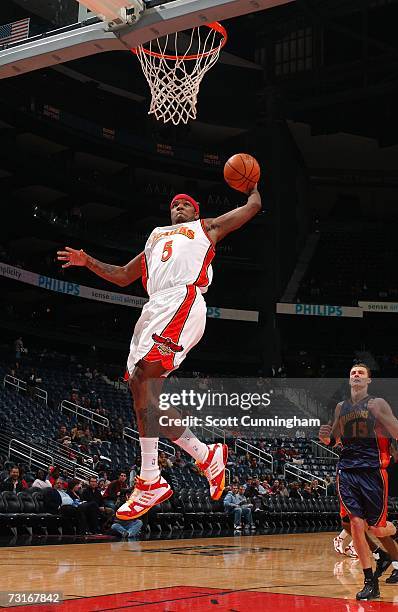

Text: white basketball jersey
xmin=142 ymin=219 xmax=215 ymax=296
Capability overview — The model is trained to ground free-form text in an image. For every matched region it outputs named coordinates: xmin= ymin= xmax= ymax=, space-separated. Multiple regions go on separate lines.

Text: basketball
xmin=224 ymin=153 xmax=261 ymax=193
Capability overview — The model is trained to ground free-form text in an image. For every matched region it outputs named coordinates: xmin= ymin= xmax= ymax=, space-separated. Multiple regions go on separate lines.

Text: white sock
xmin=139 ymin=438 xmax=160 ymax=482
xmin=173 ymin=428 xmax=208 ymax=463
xmin=339 ymin=529 xmax=348 ymax=539
xmin=392 ymin=561 xmax=398 ymax=570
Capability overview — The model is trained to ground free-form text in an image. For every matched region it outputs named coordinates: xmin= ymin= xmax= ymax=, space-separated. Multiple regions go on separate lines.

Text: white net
xmin=133 ymin=23 xmax=226 ymax=125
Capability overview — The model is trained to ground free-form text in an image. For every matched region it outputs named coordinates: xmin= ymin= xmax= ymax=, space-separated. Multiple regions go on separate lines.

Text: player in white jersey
xmin=128 ymin=211 xmax=214 ymax=375
xmin=57 ymin=186 xmax=262 ymax=519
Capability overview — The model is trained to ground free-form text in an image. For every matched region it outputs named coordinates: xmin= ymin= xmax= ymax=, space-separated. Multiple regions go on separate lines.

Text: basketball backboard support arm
xmin=77 ymin=0 xmax=144 ymax=28
xmin=0 ymin=0 xmax=294 ymax=80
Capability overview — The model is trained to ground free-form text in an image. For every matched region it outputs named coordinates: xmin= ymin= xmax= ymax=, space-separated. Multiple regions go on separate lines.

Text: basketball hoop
xmin=131 ymin=22 xmax=227 ymax=126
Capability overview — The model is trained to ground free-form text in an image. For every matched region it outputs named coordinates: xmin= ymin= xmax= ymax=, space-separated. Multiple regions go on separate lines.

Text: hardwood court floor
xmin=0 ymin=532 xmax=397 ymax=611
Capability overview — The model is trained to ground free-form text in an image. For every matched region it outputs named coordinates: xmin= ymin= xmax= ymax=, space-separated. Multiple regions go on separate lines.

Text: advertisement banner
xmin=358 ymin=301 xmax=398 ymax=313
xmin=276 ymin=302 xmax=363 ymax=318
xmin=0 ymin=262 xmax=258 ymax=322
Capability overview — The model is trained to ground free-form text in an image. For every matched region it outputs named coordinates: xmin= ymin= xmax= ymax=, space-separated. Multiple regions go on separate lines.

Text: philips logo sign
xmin=276 ymin=303 xmax=363 ymax=319
xmin=295 ymin=304 xmax=343 ymax=317
xmin=38 ymin=276 xmax=80 ymax=296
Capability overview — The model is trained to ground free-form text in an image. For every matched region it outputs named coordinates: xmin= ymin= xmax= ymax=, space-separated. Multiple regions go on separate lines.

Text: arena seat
xmin=31 ymin=490 xmax=63 ymax=534
xmin=0 ymin=493 xmax=12 ymax=533
xmin=17 ymin=491 xmax=42 ymax=532
xmin=150 ymin=498 xmax=183 ymax=534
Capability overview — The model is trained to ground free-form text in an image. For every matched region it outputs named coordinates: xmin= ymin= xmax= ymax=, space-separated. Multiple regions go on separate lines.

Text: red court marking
xmin=2 ymin=587 xmax=395 ymax=611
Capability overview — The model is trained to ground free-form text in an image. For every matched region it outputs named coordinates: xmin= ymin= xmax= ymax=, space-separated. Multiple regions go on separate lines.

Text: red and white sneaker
xmin=116 ymin=475 xmax=173 ymax=520
xmin=344 ymin=542 xmax=358 ymax=558
xmin=196 ymin=443 xmax=228 ymax=500
xmin=334 ymin=535 xmax=346 ymax=554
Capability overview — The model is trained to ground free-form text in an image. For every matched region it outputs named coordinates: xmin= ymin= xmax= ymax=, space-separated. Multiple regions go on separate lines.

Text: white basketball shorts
xmin=127 ymin=284 xmax=206 ymax=376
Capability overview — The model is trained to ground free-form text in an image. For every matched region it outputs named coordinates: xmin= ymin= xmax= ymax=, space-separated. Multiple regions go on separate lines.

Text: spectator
xmin=274 ymin=447 xmax=287 ymax=472
xmin=72 ymin=428 xmax=85 ymax=444
xmin=41 ymin=483 xmax=62 ymax=514
xmin=302 ymin=482 xmax=313 ymax=500
xmin=238 ymin=485 xmax=255 ymax=528
xmin=0 ymin=465 xmax=27 ymax=492
xmin=226 ymin=447 xmax=236 ymax=466
xmin=83 ymin=427 xmax=93 ymax=442
xmin=245 ymin=477 xmax=266 ymax=510
xmin=92 ymin=455 xmax=102 ymax=472
xmin=99 ymin=472 xmax=111 ymax=488
xmin=48 ymin=466 xmax=62 ymax=486
xmin=54 ymin=477 xmax=87 ymax=534
xmin=32 ymin=469 xmax=51 ymax=489
xmin=271 ymin=479 xmax=281 ymax=495
xmin=288 ymin=482 xmax=303 ymax=500
xmin=57 ymin=425 xmax=70 ymax=444
xmin=224 ymin=484 xmax=254 ymax=531
xmin=260 ymin=478 xmax=273 ymax=495
xmin=250 ymin=457 xmax=259 ymax=471
xmin=77 ymin=428 xmax=92 ymax=452
xmin=66 ymin=479 xmax=101 ymax=534
xmin=158 ymin=452 xmax=172 ymax=471
xmin=27 ymin=369 xmax=38 ymax=398
xmin=62 ymin=438 xmax=73 ymax=451
xmin=255 ymin=477 xmax=267 ymax=494
xmin=311 ymin=479 xmax=321 ymax=498
xmin=171 ymin=450 xmax=185 ymax=468
xmin=8 ymin=364 xmax=19 ymax=379
xmin=278 ymin=480 xmax=289 ymax=497
xmin=81 ymin=476 xmax=114 ymax=529
xmin=70 ymin=392 xmax=80 ymax=405
xmin=110 ymin=518 xmax=143 ymax=539
xmin=15 ymin=337 xmax=24 ymax=361
xmin=325 ymin=476 xmax=336 ymax=496
xmin=98 ymin=478 xmax=107 ymax=493
xmin=103 ymin=472 xmax=129 ymax=511
xmin=82 ymin=396 xmax=91 ymax=410
xmin=242 ymin=476 xmax=253 ymax=492
xmin=18 ymin=466 xmax=29 ymax=489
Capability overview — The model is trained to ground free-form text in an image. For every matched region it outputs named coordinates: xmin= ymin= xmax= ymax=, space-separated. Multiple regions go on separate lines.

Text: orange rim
xmin=131 ymin=22 xmax=227 ymax=61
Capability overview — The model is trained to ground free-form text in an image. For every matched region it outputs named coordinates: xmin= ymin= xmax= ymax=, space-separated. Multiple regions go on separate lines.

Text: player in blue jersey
xmin=320 ymin=363 xmax=398 ymax=600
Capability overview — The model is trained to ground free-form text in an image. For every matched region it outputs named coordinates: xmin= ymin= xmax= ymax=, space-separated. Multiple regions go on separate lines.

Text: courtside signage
xmin=276 ymin=302 xmax=363 ymax=318
xmin=358 ymin=301 xmax=398 ymax=313
xmin=0 ymin=262 xmax=258 ymax=322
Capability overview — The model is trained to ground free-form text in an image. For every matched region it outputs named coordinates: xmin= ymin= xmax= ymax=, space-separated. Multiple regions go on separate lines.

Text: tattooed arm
xmin=57 ymin=247 xmax=143 ymax=287
xmin=203 ymin=185 xmax=262 ymax=244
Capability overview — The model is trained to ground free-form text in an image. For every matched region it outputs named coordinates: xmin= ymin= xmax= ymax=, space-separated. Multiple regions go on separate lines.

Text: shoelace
xmin=127 ymin=487 xmax=143 ymax=505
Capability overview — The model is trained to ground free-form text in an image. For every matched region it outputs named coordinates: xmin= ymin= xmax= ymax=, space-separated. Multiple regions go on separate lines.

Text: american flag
xmin=0 ymin=18 xmax=30 ymax=46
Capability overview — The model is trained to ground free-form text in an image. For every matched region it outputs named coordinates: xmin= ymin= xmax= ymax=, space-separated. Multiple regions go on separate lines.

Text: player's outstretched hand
xmin=57 ymin=246 xmax=87 ymax=268
xmin=247 ymin=182 xmax=258 ymax=195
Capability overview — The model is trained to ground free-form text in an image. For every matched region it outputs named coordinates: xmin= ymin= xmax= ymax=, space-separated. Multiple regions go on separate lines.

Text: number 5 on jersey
xmin=161 ymin=240 xmax=173 ymax=262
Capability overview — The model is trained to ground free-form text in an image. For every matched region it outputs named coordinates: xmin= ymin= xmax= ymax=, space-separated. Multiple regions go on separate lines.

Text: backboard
xmin=0 ymin=0 xmax=294 ymax=79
